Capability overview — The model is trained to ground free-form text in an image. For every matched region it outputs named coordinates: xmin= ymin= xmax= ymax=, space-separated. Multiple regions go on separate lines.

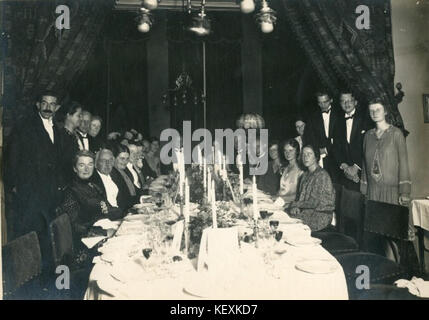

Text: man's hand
xmin=100 ymin=201 xmax=108 ymax=215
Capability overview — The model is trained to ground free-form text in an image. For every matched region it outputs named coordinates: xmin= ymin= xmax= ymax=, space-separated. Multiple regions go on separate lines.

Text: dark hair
xmin=295 ymin=115 xmax=306 ymax=124
xmin=38 ymin=91 xmax=59 ymax=102
xmin=368 ymin=97 xmax=384 ymax=106
xmin=269 ymin=139 xmax=279 ymax=149
xmin=316 ymin=90 xmax=331 ymax=99
xmin=73 ymin=150 xmax=95 ymax=167
xmin=149 ymin=137 xmax=159 ymax=143
xmin=91 ymin=115 xmax=103 ymax=124
xmin=283 ymin=138 xmax=301 ymax=159
xmin=111 ymin=143 xmax=130 ymax=158
xmin=302 ymin=144 xmax=320 ymax=163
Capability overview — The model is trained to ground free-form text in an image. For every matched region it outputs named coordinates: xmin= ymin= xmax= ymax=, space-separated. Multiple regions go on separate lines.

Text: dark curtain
xmin=282 ymin=0 xmax=408 ymax=135
xmin=1 ymin=0 xmax=113 ymax=135
xmin=167 ymin=11 xmax=243 ymax=134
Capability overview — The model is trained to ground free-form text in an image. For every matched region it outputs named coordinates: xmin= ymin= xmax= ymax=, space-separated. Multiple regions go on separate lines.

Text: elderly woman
xmin=289 ymin=145 xmax=335 ymax=231
xmin=59 ymin=150 xmax=122 ymax=248
xmin=277 ymin=138 xmax=303 ymax=205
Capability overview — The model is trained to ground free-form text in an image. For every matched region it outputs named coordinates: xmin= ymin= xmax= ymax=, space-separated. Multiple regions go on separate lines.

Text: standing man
xmin=304 ymin=91 xmax=340 ymax=182
xmin=333 ymin=91 xmax=371 ymax=191
xmin=76 ymin=110 xmax=96 ymax=152
xmin=89 ymin=115 xmax=103 ymax=152
xmin=5 ymin=91 xmax=63 ymax=273
xmin=294 ymin=117 xmax=306 ymax=152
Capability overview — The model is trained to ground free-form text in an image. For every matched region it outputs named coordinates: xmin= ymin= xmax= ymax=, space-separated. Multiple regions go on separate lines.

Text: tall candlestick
xmin=252 ymin=175 xmax=258 ymax=220
xmin=211 ymin=179 xmax=217 ymax=228
xmin=207 ymin=170 xmax=212 ymax=203
xmin=203 ymin=157 xmax=207 ymax=190
xmin=239 ymin=164 xmax=244 ymax=195
xmin=184 ymin=177 xmax=190 ymax=221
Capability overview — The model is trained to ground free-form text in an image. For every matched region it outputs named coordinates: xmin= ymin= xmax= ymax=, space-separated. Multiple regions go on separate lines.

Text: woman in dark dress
xmin=58 ymin=150 xmax=122 ymax=249
xmin=58 ymin=101 xmax=82 ymax=185
xmin=256 ymin=140 xmax=283 ymax=195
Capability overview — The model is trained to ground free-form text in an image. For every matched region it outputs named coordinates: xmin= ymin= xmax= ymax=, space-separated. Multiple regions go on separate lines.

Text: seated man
xmin=91 ymin=148 xmax=129 ymax=214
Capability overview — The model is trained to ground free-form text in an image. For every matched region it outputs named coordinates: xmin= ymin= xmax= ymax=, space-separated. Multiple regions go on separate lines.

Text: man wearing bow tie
xmin=76 ymin=110 xmax=96 ymax=152
xmin=332 ymin=91 xmax=372 ymax=191
xmin=304 ymin=91 xmax=340 ymax=182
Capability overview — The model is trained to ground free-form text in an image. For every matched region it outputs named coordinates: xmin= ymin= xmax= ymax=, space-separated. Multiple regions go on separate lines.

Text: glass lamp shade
xmin=240 ymin=0 xmax=255 ymax=14
xmin=143 ymin=0 xmax=158 ymax=10
xmin=138 ymin=21 xmax=151 ymax=33
xmin=260 ymin=21 xmax=274 ymax=33
xmin=188 ymin=15 xmax=211 ymax=36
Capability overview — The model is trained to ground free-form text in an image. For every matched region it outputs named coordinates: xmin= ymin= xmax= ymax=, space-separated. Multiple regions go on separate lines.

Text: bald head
xmin=96 ymin=149 xmax=114 ymax=175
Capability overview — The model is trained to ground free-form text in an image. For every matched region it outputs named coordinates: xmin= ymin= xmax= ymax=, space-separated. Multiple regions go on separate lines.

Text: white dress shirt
xmin=97 ymin=171 xmax=119 ymax=208
xmin=322 ymin=108 xmax=331 ymax=138
xmin=77 ymin=131 xmax=89 ymax=150
xmin=127 ymin=162 xmax=141 ymax=188
xmin=345 ymin=108 xmax=356 ymax=144
xmin=39 ymin=114 xmax=54 ymax=143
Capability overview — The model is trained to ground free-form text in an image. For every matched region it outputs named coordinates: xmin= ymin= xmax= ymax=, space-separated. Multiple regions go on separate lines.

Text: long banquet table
xmin=84 ymin=205 xmax=349 ymax=300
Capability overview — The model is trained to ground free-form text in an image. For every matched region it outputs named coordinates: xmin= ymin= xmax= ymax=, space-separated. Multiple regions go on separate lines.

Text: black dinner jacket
xmin=91 ymin=170 xmax=129 ymax=214
xmin=76 ymin=130 xmax=97 ymax=153
xmin=332 ymin=107 xmax=372 ymax=169
xmin=303 ymin=107 xmax=340 ymax=153
xmin=124 ymin=165 xmax=146 ymax=192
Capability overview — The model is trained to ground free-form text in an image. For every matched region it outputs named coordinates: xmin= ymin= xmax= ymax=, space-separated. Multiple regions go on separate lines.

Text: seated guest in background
xmin=294 ymin=117 xmax=306 ymax=151
xmin=332 ymin=90 xmax=371 ymax=192
xmin=76 ymin=110 xmax=95 ymax=152
xmin=138 ymin=140 xmax=158 ymax=180
xmin=91 ymin=149 xmax=128 ymax=215
xmin=145 ymin=139 xmax=161 ymax=177
xmin=126 ymin=142 xmax=147 ymax=193
xmin=89 ymin=115 xmax=103 ymax=152
xmin=58 ymin=101 xmax=82 ymax=185
xmin=141 ymin=139 xmax=151 ymax=158
xmin=111 ymin=143 xmax=141 ymax=207
xmin=277 ymin=138 xmax=303 ymax=205
xmin=58 ymin=150 xmax=122 ymax=248
xmin=289 ymin=145 xmax=335 ymax=231
xmin=257 ymin=140 xmax=282 ymax=195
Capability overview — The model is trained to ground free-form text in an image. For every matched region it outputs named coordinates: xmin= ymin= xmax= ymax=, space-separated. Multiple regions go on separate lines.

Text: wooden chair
xmin=312 ymin=186 xmax=361 ymax=255
xmin=2 ymin=231 xmax=45 ymax=299
xmin=49 ymin=214 xmax=93 ymax=299
xmin=337 ymin=200 xmax=415 ymax=299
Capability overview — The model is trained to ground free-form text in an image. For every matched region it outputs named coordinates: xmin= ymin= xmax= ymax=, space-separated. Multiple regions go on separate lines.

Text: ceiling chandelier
xmin=136 ymin=0 xmax=277 ymax=34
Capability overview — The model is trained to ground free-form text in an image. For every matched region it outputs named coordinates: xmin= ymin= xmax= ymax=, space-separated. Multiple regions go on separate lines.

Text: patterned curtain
xmin=1 ymin=0 xmax=113 ymax=135
xmin=282 ymin=0 xmax=408 ymax=136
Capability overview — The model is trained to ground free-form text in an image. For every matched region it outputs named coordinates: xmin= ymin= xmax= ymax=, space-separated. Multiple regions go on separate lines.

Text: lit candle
xmin=239 ymin=164 xmax=244 ymax=195
xmin=203 ymin=156 xmax=207 ymax=190
xmin=207 ymin=169 xmax=212 ymax=203
xmin=211 ymin=179 xmax=217 ymax=228
xmin=252 ymin=175 xmax=258 ymax=220
xmin=185 ymin=177 xmax=190 ymax=222
xmin=197 ymin=145 xmax=202 ymax=169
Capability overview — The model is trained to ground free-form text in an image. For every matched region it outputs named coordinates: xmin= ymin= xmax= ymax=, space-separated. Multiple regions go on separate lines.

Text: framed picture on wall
xmin=424 ymin=94 xmax=429 ymax=123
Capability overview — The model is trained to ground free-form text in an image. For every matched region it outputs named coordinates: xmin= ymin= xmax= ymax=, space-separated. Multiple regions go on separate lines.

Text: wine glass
xmin=269 ymin=220 xmax=279 ymax=233
xmin=142 ymin=248 xmax=152 ymax=259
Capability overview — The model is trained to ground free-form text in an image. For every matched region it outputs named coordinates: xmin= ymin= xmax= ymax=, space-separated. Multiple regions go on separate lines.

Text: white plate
xmin=284 ymin=237 xmax=322 ymax=247
xmin=295 ymin=259 xmax=339 ymax=274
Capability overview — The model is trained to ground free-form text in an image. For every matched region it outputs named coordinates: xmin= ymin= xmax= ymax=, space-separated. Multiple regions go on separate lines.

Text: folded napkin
xmin=395 ymin=277 xmax=429 ymax=298
xmin=93 ymin=219 xmax=121 ymax=230
xmin=279 ymin=223 xmax=311 ymax=237
xmin=81 ymin=236 xmax=107 ymax=249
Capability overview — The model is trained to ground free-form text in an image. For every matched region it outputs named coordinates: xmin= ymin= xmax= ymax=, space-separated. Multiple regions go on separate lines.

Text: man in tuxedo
xmin=294 ymin=117 xmax=306 ymax=152
xmin=91 ymin=148 xmax=128 ymax=215
xmin=5 ymin=91 xmax=63 ymax=273
xmin=304 ymin=91 xmax=339 ymax=182
xmin=76 ymin=110 xmax=96 ymax=152
xmin=125 ymin=142 xmax=147 ymax=195
xmin=303 ymin=91 xmax=340 ymax=182
xmin=332 ymin=91 xmax=371 ymax=191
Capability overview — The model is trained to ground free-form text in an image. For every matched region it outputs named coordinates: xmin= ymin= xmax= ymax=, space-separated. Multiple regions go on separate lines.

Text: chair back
xmin=339 ymin=186 xmax=365 ymax=246
xmin=364 ymin=200 xmax=409 ymax=241
xmin=49 ymin=214 xmax=74 ymax=267
xmin=2 ymin=231 xmax=42 ymax=296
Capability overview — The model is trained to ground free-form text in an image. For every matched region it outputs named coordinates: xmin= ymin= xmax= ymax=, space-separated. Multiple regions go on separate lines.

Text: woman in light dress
xmin=277 ymin=138 xmax=303 ymax=205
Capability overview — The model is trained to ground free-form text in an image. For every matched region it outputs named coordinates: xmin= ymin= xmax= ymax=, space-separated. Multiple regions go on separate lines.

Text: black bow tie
xmin=345 ymin=114 xmax=355 ymax=120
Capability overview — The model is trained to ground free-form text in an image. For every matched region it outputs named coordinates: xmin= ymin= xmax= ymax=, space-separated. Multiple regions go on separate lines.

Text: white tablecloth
xmin=84 ymin=214 xmax=349 ymax=300
xmin=411 ymin=199 xmax=429 ymax=232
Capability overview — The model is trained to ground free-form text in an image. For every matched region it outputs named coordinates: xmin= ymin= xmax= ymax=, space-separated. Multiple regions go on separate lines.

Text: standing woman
xmin=360 ymin=99 xmax=411 ymax=206
xmin=58 ymin=101 xmax=82 ymax=185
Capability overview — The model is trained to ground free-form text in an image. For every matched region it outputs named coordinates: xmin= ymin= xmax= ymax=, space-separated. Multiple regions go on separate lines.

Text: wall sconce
xmin=187 ymin=0 xmax=211 ymax=36
xmin=240 ymin=0 xmax=277 ymax=33
xmin=142 ymin=0 xmax=159 ymax=10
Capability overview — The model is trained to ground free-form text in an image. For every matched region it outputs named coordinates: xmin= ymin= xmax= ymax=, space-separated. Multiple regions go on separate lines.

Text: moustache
xmin=41 ymin=109 xmax=53 ymax=114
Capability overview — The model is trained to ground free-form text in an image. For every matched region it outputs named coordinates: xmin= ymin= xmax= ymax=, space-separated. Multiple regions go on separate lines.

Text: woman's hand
xmin=100 ymin=201 xmax=108 ymax=214
xmin=290 ymin=207 xmax=300 ymax=216
xmin=399 ymin=194 xmax=410 ymax=206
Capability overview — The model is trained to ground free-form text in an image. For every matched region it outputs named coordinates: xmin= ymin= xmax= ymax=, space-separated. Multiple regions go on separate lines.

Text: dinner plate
xmin=284 ymin=237 xmax=322 ymax=247
xmin=295 ymin=259 xmax=339 ymax=274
